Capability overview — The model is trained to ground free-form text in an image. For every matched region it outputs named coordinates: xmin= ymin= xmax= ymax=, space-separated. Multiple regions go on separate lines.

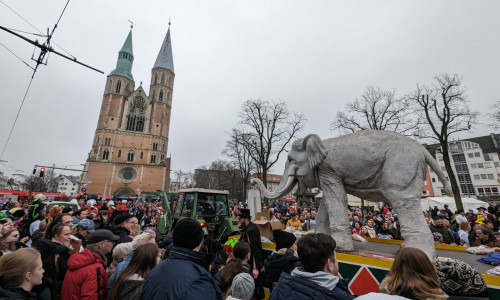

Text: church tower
xmin=83 ymin=26 xmax=174 ymax=196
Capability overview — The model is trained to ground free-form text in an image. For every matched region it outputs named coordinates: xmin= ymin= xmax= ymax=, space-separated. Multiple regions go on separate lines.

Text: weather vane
xmin=128 ymin=20 xmax=135 ymax=29
xmin=169 ymin=17 xmax=171 ymax=27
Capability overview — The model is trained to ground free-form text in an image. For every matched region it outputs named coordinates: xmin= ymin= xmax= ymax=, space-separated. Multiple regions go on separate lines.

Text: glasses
xmin=12 ymin=234 xmax=19 ymax=238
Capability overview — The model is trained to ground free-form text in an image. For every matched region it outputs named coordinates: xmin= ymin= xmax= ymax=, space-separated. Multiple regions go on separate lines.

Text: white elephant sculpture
xmin=251 ymin=130 xmax=452 ymax=259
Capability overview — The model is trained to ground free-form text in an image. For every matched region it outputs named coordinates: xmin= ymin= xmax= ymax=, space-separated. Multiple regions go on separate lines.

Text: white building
xmin=55 ymin=175 xmax=79 ymax=195
xmin=428 ymin=133 xmax=500 ymax=199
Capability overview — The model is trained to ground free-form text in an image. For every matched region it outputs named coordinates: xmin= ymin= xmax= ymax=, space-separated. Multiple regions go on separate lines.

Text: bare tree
xmin=232 ymin=99 xmax=306 ymax=191
xmin=21 ymin=175 xmax=48 ymax=192
xmin=194 ymin=160 xmax=244 ymax=200
xmin=409 ymin=73 xmax=479 ymax=211
xmin=223 ymin=128 xmax=256 ymax=200
xmin=331 ymin=86 xmax=420 ymax=135
xmin=488 ymin=100 xmax=500 ymax=129
xmin=172 ymin=169 xmax=194 ymax=189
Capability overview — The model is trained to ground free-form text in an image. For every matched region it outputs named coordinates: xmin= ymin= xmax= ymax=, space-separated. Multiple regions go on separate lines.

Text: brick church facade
xmin=82 ymin=26 xmax=174 ymax=196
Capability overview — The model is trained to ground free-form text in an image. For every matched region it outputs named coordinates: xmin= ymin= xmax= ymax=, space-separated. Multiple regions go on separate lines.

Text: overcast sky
xmin=1 ymin=0 xmax=499 ymax=181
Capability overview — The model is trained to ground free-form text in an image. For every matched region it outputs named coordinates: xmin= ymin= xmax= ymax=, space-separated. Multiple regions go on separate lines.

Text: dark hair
xmin=108 ymin=243 xmax=159 ymax=299
xmin=74 ymin=208 xmax=88 ymax=217
xmin=51 ymin=223 xmax=69 ymax=238
xmin=477 ymin=226 xmax=492 ymax=236
xmin=44 ymin=213 xmax=72 ymax=239
xmin=483 ymin=219 xmax=492 ymax=225
xmin=233 ymin=241 xmax=250 ymax=260
xmin=297 ymin=233 xmax=336 ymax=273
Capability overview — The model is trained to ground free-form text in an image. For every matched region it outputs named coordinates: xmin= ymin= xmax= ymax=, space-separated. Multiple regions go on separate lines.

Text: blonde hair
xmin=131 ymin=232 xmax=156 ymax=250
xmin=0 ymin=248 xmax=41 ymax=287
xmin=459 ymin=221 xmax=470 ymax=231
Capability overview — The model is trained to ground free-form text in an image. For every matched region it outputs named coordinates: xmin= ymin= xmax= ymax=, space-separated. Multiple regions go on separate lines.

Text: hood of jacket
xmin=291 ymin=267 xmax=339 ymax=290
xmin=67 ymin=248 xmax=105 ymax=271
xmin=168 ymin=246 xmax=209 ymax=269
xmin=265 ymin=248 xmax=299 ymax=269
xmin=110 ymin=226 xmax=130 ymax=237
xmin=0 ymin=286 xmax=39 ymax=300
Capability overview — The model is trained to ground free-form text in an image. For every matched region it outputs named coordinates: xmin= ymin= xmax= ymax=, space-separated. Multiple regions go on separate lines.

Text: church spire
xmin=109 ymin=29 xmax=134 ymax=81
xmin=153 ymin=25 xmax=174 ymax=73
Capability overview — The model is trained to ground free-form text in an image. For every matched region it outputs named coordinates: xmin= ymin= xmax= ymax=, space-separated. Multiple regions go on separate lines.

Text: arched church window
xmin=161 ymin=73 xmax=165 ymax=84
xmin=152 ymin=89 xmax=156 ymax=101
xmin=140 ymin=152 xmax=144 ymax=159
xmin=117 ymin=150 xmax=122 ymax=157
xmin=103 ymin=149 xmax=110 ymax=160
xmin=154 ymin=74 xmax=158 ymax=84
xmin=126 ymin=96 xmax=147 ymax=132
xmin=168 ymin=76 xmax=172 ymax=87
xmin=159 ymin=90 xmax=163 ymax=102
xmin=127 ymin=151 xmax=134 ymax=162
xmin=116 ymin=80 xmax=121 ymax=93
xmin=150 ymin=154 xmax=157 ymax=164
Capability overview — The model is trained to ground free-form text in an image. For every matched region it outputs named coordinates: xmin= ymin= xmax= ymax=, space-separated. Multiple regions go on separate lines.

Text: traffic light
xmin=33 ymin=167 xmax=36 ymax=175
xmin=39 ymin=168 xmax=45 ymax=177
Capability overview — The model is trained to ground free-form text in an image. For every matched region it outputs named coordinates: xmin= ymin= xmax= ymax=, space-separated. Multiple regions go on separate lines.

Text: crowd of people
xmin=0 ymin=194 xmax=494 ymax=299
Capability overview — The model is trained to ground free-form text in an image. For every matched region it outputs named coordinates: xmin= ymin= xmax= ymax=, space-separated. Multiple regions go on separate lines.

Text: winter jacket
xmin=115 ymin=274 xmax=144 ymax=300
xmin=269 ymin=268 xmax=355 ymax=300
xmin=142 ymin=246 xmax=222 ymax=300
xmin=107 ymin=251 xmax=133 ymax=289
xmin=429 ymin=223 xmax=453 ymax=244
xmin=106 ymin=226 xmax=133 ymax=267
xmin=60 ymin=248 xmax=108 ymax=300
xmin=263 ymin=248 xmax=301 ymax=290
xmin=0 ymin=286 xmax=40 ymax=300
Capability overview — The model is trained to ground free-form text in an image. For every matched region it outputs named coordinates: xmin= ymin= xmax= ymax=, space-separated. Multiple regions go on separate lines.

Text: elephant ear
xmin=302 ymin=134 xmax=328 ymax=170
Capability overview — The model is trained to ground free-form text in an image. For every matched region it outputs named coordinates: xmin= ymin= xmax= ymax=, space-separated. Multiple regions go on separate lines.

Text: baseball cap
xmin=87 ymin=229 xmax=119 ymax=244
xmin=77 ymin=219 xmax=95 ymax=233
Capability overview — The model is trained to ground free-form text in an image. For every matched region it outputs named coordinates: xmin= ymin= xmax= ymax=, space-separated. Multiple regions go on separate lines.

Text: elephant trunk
xmin=250 ymin=162 xmax=297 ymax=199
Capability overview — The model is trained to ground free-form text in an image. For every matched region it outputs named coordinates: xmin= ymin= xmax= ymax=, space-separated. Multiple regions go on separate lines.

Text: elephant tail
xmin=423 ymin=149 xmax=454 ymax=197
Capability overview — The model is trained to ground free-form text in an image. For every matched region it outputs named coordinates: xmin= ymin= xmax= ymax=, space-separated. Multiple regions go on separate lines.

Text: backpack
xmin=17 ymin=217 xmax=34 ymax=239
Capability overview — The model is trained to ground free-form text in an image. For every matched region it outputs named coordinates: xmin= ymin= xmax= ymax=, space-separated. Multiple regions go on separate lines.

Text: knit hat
xmin=231 ymin=272 xmax=255 ymax=300
xmin=114 ymin=213 xmax=133 ymax=226
xmin=173 ymin=218 xmax=204 ymax=250
xmin=435 ymin=257 xmax=488 ymax=297
xmin=273 ymin=230 xmax=296 ymax=250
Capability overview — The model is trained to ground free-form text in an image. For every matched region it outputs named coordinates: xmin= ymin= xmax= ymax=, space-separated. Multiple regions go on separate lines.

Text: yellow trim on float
xmin=364 ymin=237 xmax=470 ymax=252
xmin=337 ymin=252 xmax=393 ymax=269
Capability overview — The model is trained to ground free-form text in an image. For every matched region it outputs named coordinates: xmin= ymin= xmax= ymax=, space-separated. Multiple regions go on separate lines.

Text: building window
xmin=117 ymin=150 xmax=121 ymax=157
xmin=152 ymin=89 xmax=156 ymax=101
xmin=438 ymin=156 xmax=444 ymax=161
xmin=168 ymin=76 xmax=172 ymax=87
xmin=153 ymin=143 xmax=158 ymax=151
xmin=161 ymin=155 xmax=164 ymax=160
xmin=94 ymin=149 xmax=98 ymax=154
xmin=467 ymin=153 xmax=474 ymax=158
xmin=488 ymin=174 xmax=494 ymax=180
xmin=495 ymin=162 xmax=500 ymax=168
xmin=484 ymin=162 xmax=492 ymax=168
xmin=474 ymin=152 xmax=481 ymax=158
xmin=127 ymin=151 xmax=134 ymax=162
xmin=107 ymin=79 xmax=112 ymax=92
xmin=104 ymin=138 xmax=111 ymax=146
xmin=431 ymin=178 xmax=436 ymax=182
xmin=102 ymin=149 xmax=110 ymax=160
xmin=161 ymin=73 xmax=165 ymax=84
xmin=116 ymin=80 xmax=121 ymax=93
xmin=477 ymin=163 xmax=484 ymax=169
xmin=474 ymin=175 xmax=480 ymax=180
xmin=140 ymin=152 xmax=144 ymax=160
xmin=126 ymin=96 xmax=146 ymax=132
xmin=159 ymin=90 xmax=163 ymax=102
xmin=162 ymin=143 xmax=165 ymax=152
xmin=150 ymin=154 xmax=157 ymax=164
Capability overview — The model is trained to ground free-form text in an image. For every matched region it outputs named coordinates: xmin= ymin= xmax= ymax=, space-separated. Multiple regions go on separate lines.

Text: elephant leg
xmin=316 ymin=200 xmax=330 ymax=234
xmin=321 ymin=179 xmax=354 ymax=251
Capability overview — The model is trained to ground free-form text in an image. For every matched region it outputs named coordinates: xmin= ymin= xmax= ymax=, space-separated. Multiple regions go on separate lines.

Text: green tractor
xmin=150 ymin=188 xmax=240 ymax=253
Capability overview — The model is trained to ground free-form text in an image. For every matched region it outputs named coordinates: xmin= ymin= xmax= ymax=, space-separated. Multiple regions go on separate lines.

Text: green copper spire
xmin=109 ymin=29 xmax=134 ymax=81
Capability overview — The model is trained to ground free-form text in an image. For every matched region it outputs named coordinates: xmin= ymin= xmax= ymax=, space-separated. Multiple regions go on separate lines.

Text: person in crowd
xmin=285 ymin=213 xmax=301 ymax=230
xmin=49 ymin=223 xmax=73 ymax=283
xmin=365 ymin=219 xmax=378 ymax=238
xmin=302 ymin=211 xmax=317 ymax=232
xmin=25 ymin=203 xmax=47 ymax=247
xmin=263 ymin=230 xmax=301 ymax=291
xmin=108 ymin=243 xmax=160 ymax=300
xmin=225 ymin=272 xmax=255 ymax=300
xmin=455 ymin=210 xmax=467 ymax=225
xmin=74 ymin=219 xmax=95 ymax=249
xmin=0 ymin=248 xmax=44 ymax=299
xmin=269 ymin=233 xmax=354 ymax=300
xmin=377 ymin=222 xmax=393 ymax=239
xmin=107 ymin=213 xmax=136 ymax=267
xmin=44 ymin=213 xmax=82 ymax=255
xmin=0 ymin=218 xmax=13 ymax=234
xmin=379 ymin=247 xmax=448 ymax=299
xmin=218 ymin=241 xmax=252 ymax=298
xmin=386 ymin=218 xmax=401 ymax=240
xmin=360 ymin=226 xmax=370 ymax=238
xmin=211 ymin=238 xmax=238 ymax=277
xmin=444 ymin=205 xmax=453 ymax=221
xmin=61 ymin=229 xmax=119 ymax=300
xmin=429 ymin=216 xmax=453 ymax=244
xmin=107 ymin=232 xmax=156 ymax=289
xmin=32 ymin=237 xmax=68 ymax=300
xmin=458 ymin=221 xmax=471 ymax=247
xmin=351 ymin=221 xmax=362 ymax=235
xmin=72 ymin=208 xmax=89 ymax=226
xmin=94 ymin=210 xmax=110 ymax=230
xmin=435 ymin=257 xmax=488 ymax=298
xmin=142 ymin=218 xmax=222 ymax=300
xmin=238 ymin=208 xmax=264 ymax=299
xmin=472 ymin=226 xmax=500 ymax=247
xmin=488 ymin=203 xmax=498 ymax=215
xmin=468 ymin=222 xmax=482 ymax=246
xmin=107 ymin=242 xmax=132 ymax=278
xmin=0 ymin=228 xmax=19 ymax=255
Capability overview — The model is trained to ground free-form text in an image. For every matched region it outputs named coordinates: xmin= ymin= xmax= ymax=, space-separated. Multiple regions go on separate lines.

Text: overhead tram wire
xmin=0 ymin=41 xmax=35 ymax=70
xmin=0 ymin=0 xmax=75 ymax=59
xmin=0 ymin=0 xmax=103 ymax=161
